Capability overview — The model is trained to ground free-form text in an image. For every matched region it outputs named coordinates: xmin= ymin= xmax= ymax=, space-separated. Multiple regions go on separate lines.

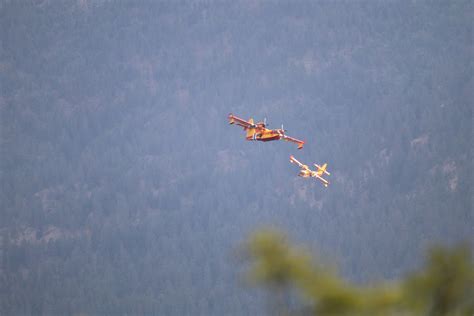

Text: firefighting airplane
xmin=290 ymin=155 xmax=330 ymax=187
xmin=228 ymin=114 xmax=305 ymax=149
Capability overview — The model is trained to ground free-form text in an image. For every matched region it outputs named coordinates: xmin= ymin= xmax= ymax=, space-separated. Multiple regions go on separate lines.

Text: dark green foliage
xmin=245 ymin=230 xmax=473 ymax=315
xmin=404 ymin=246 xmax=474 ymax=316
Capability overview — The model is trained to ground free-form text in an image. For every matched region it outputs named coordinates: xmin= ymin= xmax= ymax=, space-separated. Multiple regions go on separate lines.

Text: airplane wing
xmin=228 ymin=114 xmax=254 ymax=129
xmin=290 ymin=155 xmax=308 ymax=170
xmin=315 ymin=175 xmax=329 ymax=187
xmin=282 ymin=134 xmax=305 ymax=149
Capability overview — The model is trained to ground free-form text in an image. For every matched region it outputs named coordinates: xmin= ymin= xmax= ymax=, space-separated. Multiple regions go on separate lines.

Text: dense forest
xmin=0 ymin=1 xmax=472 ymax=315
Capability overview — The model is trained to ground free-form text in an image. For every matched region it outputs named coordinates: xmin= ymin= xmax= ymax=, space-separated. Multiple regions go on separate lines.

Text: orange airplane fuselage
xmin=298 ymin=170 xmax=312 ymax=178
xmin=245 ymin=126 xmax=285 ymax=142
xmin=228 ymin=114 xmax=304 ymax=149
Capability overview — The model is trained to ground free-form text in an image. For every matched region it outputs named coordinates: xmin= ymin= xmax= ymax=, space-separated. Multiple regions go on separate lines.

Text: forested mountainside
xmin=0 ymin=1 xmax=472 ymax=315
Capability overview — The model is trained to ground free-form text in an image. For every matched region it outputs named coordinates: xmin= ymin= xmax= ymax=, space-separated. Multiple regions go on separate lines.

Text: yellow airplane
xmin=290 ymin=155 xmax=330 ymax=187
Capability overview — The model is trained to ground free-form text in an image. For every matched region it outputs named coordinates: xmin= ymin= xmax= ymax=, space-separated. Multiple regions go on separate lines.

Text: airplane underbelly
xmin=259 ymin=135 xmax=280 ymax=142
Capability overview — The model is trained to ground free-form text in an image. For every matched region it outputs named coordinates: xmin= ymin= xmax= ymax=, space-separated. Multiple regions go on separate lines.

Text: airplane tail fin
xmin=321 ymin=163 xmax=327 ymax=174
xmin=315 ymin=163 xmax=330 ymax=176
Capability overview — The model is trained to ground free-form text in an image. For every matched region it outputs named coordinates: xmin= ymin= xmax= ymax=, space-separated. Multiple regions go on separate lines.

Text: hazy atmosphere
xmin=1 ymin=1 xmax=472 ymax=315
